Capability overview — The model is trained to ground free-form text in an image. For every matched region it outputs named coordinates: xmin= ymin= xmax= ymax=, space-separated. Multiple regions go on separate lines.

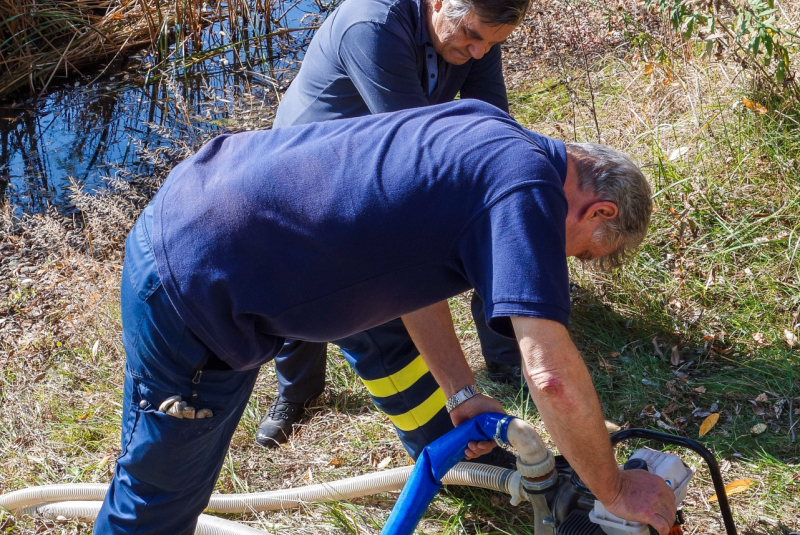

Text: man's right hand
xmin=603 ymin=469 xmax=677 ymax=535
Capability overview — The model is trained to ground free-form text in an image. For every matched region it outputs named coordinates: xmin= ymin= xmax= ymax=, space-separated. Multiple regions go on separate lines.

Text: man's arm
xmin=339 ymin=22 xmax=430 ymax=115
xmin=512 ymin=316 xmax=677 ymax=535
xmin=401 ymin=300 xmax=504 ymax=459
xmin=459 ymin=44 xmax=509 ymax=113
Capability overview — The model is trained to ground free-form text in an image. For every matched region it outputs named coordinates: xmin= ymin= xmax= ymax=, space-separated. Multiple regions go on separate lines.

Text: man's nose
xmin=467 ymin=42 xmax=488 ymax=60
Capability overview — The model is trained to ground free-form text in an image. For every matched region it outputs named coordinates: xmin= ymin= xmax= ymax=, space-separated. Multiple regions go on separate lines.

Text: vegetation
xmin=1 ymin=0 xmax=799 ymax=533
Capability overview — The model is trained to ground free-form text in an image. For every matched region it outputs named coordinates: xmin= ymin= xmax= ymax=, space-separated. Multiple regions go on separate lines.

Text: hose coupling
xmin=516 ymin=448 xmax=556 ymax=478
xmin=520 ymin=468 xmax=559 ymax=495
xmin=493 ymin=415 xmax=515 ymax=447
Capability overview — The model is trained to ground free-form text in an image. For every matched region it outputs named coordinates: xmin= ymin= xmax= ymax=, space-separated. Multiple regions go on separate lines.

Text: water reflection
xmin=0 ymin=0 xmax=333 ymax=214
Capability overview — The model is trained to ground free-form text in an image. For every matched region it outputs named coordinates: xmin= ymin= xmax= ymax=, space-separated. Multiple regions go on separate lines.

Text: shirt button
xmin=139 ymin=400 xmax=148 ymax=409
xmin=430 ymin=74 xmax=435 ymax=78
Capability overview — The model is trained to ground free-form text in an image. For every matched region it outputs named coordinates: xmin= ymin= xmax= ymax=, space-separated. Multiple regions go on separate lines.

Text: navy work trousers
xmin=95 ymin=208 xmax=468 ymax=533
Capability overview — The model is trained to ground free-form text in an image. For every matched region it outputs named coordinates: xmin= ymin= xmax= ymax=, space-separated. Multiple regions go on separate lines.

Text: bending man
xmin=94 ymin=100 xmax=675 ymax=535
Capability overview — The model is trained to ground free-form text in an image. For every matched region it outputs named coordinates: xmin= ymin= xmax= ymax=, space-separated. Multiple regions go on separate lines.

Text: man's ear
xmin=584 ymin=201 xmax=618 ymax=222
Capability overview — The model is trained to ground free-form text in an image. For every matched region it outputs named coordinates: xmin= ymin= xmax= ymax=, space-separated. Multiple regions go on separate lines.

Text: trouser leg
xmin=273 ymin=340 xmax=327 ymax=404
xmin=95 ymin=362 xmax=258 ymax=534
xmin=333 ymin=318 xmax=453 ymax=460
xmin=95 ymin=208 xmax=259 ymax=534
xmin=471 ymin=292 xmax=521 ymax=367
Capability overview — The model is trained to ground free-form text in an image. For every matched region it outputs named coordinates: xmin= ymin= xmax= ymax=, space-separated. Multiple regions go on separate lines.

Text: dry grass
xmin=0 ymin=0 xmax=217 ymax=97
xmin=2 ymin=0 xmax=800 ymax=533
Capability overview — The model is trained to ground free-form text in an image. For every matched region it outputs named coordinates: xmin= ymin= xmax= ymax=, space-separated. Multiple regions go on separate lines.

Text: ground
xmin=1 ymin=0 xmax=799 ymax=533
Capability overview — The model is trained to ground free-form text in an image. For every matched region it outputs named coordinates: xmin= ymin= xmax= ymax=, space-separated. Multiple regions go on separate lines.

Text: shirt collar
xmin=415 ymin=0 xmax=432 ymax=46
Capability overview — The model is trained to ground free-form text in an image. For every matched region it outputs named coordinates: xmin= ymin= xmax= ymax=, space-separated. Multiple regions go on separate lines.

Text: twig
xmin=38 ymin=31 xmax=78 ymax=97
xmin=790 ymin=399 xmax=796 ymax=443
xmin=565 ymin=0 xmax=601 ymax=142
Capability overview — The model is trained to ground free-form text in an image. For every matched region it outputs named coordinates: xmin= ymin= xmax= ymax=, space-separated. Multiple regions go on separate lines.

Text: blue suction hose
xmin=381 ymin=412 xmax=515 ymax=535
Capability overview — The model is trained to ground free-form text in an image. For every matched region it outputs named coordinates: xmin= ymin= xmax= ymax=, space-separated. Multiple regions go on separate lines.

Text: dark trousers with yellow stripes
xmin=331 ymin=318 xmax=454 ymax=459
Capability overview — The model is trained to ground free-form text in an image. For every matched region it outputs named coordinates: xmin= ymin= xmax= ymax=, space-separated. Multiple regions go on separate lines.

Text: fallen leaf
xmin=91 ymin=340 xmax=99 ymax=358
xmin=755 ymin=393 xmax=768 ymax=403
xmin=608 ymin=351 xmax=620 ymax=358
xmin=663 ymin=402 xmax=679 ymax=415
xmin=671 ymin=345 xmax=680 ymax=366
xmin=652 ymin=338 xmax=665 ymax=358
xmin=751 ymin=423 xmax=767 ymax=434
xmin=695 ymin=386 xmax=707 ymax=394
xmin=657 ymin=420 xmax=677 ymax=431
xmin=742 ymin=98 xmax=768 ymax=114
xmin=709 ymin=479 xmax=754 ymax=502
xmin=752 ymin=332 xmax=765 ymax=344
xmin=699 ymin=413 xmax=720 ymax=436
xmin=668 ymin=147 xmax=690 ymax=162
xmin=605 ymin=420 xmax=622 ymax=433
xmin=644 ymin=62 xmax=654 ymax=75
xmin=784 ymin=329 xmax=798 ymax=348
xmin=377 ymin=456 xmax=392 ymax=469
xmin=329 ymin=458 xmax=342 ymax=467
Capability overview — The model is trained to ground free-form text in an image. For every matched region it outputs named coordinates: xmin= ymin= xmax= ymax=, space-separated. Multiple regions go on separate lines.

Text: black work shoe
xmin=468 ymin=447 xmax=517 ymax=470
xmin=485 ymin=362 xmax=528 ymax=393
xmin=255 ymin=396 xmax=306 ymax=448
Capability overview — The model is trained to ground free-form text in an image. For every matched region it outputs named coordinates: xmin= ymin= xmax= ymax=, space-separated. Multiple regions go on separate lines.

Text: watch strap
xmin=445 ymin=384 xmax=477 ymax=412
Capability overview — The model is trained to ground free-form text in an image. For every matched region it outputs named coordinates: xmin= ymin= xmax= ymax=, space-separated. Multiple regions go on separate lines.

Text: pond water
xmin=0 ymin=0 xmax=334 ymax=214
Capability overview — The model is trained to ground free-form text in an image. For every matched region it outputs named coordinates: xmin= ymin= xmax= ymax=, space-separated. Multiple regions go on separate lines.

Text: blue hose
xmin=380 ymin=412 xmax=515 ymax=535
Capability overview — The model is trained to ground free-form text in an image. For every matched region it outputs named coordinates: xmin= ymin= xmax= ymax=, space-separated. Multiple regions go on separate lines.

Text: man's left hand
xmin=448 ymin=393 xmax=505 ymax=459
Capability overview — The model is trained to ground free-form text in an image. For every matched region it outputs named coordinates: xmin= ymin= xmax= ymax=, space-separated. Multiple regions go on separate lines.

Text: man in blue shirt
xmin=93 ymin=101 xmax=676 ymax=535
xmin=261 ymin=0 xmax=533 ymax=454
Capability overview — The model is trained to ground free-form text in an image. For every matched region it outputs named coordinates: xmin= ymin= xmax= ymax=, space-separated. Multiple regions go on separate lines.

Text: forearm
xmin=401 ymin=300 xmax=473 ymax=397
xmin=513 ymin=318 xmax=622 ymax=503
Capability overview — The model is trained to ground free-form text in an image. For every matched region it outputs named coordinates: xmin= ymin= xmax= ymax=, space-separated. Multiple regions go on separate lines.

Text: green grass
xmin=3 ymin=6 xmax=800 ymax=534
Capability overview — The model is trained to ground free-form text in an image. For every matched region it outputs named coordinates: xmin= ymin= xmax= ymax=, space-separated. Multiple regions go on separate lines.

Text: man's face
xmin=565 ymin=225 xmax=617 ymax=262
xmin=427 ymin=2 xmax=517 ymax=65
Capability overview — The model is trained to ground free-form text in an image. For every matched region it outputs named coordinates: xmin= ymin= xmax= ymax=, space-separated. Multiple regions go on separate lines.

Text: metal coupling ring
xmin=521 ymin=469 xmax=559 ymax=495
xmin=494 ymin=415 xmax=515 ymax=447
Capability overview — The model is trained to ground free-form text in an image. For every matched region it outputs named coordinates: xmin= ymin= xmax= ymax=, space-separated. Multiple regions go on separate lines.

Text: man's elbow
xmin=526 ymin=369 xmax=576 ymax=406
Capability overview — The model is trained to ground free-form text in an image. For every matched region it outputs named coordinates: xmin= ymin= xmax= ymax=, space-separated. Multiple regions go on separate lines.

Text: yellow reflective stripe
xmin=386 ymin=389 xmax=447 ymax=431
xmin=360 ymin=355 xmax=430 ymax=398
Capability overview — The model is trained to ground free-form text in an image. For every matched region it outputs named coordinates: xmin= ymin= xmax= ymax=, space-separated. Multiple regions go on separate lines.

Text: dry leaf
xmin=709 ymin=479 xmax=754 ymax=502
xmin=671 ymin=346 xmax=680 ymax=366
xmin=750 ymin=423 xmax=767 ymax=434
xmin=91 ymin=340 xmax=99 ymax=358
xmin=329 ymin=458 xmax=342 ymax=467
xmin=742 ymin=98 xmax=768 ymax=114
xmin=752 ymin=332 xmax=765 ymax=344
xmin=668 ymin=147 xmax=690 ymax=162
xmin=695 ymin=386 xmax=707 ymax=394
xmin=608 ymin=351 xmax=620 ymax=358
xmin=699 ymin=413 xmax=720 ymax=436
xmin=377 ymin=456 xmax=392 ymax=469
xmin=755 ymin=393 xmax=768 ymax=403
xmin=644 ymin=62 xmax=654 ymax=75
xmin=784 ymin=329 xmax=798 ymax=348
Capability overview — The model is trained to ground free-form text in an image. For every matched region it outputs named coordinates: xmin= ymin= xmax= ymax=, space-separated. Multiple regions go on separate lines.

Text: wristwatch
xmin=446 ymin=385 xmax=477 ymax=412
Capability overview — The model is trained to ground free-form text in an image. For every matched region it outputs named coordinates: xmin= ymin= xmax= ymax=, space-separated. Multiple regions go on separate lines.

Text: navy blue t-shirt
xmin=150 ymin=100 xmax=570 ymax=370
xmin=273 ymin=0 xmax=507 ymax=127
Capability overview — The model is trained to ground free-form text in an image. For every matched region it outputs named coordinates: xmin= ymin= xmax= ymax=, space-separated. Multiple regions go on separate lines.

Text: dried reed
xmin=0 ymin=0 xmax=208 ymax=98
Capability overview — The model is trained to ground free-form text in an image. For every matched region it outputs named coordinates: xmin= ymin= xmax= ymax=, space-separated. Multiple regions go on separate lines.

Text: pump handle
xmin=611 ymin=428 xmax=737 ymax=535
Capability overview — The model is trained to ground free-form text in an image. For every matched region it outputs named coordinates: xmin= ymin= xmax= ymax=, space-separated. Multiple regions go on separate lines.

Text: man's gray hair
xmin=440 ymin=0 xmax=531 ymax=26
xmin=566 ymin=142 xmax=652 ymax=270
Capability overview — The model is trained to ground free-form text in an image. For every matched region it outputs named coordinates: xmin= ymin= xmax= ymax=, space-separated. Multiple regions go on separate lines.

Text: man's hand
xmin=604 ymin=469 xmax=677 ymax=535
xmin=448 ymin=393 xmax=504 ymax=459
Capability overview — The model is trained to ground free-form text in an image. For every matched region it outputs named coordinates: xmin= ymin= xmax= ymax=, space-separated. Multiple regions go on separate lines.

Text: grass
xmin=2 ymin=0 xmax=800 ymax=533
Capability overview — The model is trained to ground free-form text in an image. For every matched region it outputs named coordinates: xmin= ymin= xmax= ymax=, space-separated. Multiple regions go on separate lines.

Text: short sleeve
xmin=338 ymin=21 xmax=429 ymax=114
xmin=459 ymin=44 xmax=508 ymax=113
xmin=457 ymin=183 xmax=571 ymax=338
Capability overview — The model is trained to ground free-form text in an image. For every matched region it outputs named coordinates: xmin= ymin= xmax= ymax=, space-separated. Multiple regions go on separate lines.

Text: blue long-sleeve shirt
xmin=274 ymin=0 xmax=508 ymax=127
